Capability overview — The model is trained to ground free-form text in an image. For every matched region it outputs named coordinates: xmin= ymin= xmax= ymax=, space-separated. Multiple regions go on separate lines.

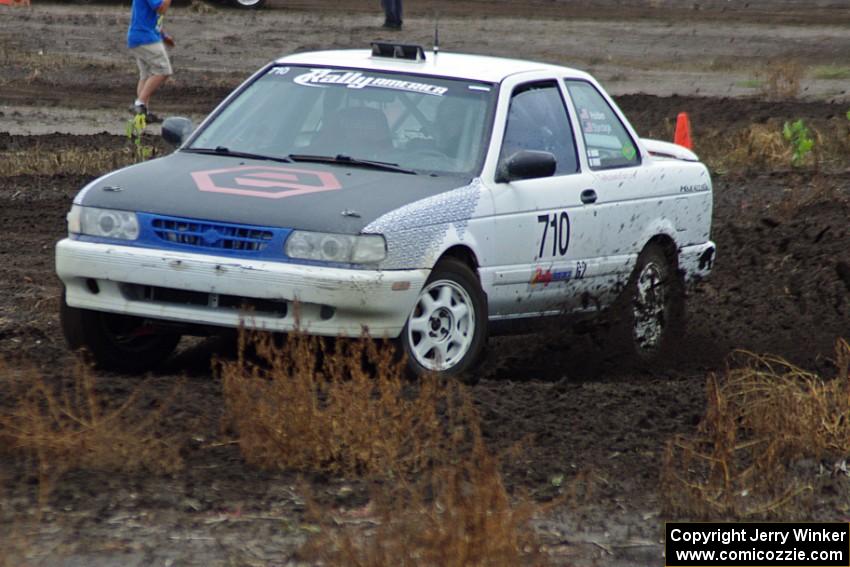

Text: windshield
xmin=188 ymin=66 xmax=496 ymax=176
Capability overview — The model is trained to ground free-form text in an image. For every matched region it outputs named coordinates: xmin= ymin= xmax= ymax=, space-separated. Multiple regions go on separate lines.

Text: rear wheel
xmin=616 ymin=243 xmax=685 ymax=362
xmin=401 ymin=258 xmax=487 ymax=383
xmin=60 ymin=291 xmax=180 ymax=373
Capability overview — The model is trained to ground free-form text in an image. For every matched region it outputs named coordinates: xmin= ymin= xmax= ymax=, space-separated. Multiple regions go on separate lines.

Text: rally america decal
xmin=294 ymin=69 xmax=448 ymax=96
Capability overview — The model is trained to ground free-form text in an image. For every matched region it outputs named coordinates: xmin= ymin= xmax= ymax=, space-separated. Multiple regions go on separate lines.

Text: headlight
xmin=285 ymin=231 xmax=386 ymax=264
xmin=67 ymin=204 xmax=140 ymax=241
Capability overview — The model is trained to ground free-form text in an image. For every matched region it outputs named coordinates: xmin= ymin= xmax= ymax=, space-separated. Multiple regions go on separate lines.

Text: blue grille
xmin=151 ymin=217 xmax=273 ymax=252
xmin=129 ymin=213 xmax=293 ymax=260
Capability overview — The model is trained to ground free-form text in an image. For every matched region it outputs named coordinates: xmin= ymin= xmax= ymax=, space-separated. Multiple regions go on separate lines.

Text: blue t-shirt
xmin=127 ymin=0 xmax=164 ymax=48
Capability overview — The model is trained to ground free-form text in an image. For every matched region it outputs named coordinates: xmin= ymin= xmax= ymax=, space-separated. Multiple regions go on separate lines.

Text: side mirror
xmin=495 ymin=150 xmax=557 ymax=183
xmin=162 ymin=117 xmax=194 ymax=147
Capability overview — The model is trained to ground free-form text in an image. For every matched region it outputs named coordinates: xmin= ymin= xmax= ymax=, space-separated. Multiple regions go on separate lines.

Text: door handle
xmin=581 ymin=189 xmax=597 ymax=204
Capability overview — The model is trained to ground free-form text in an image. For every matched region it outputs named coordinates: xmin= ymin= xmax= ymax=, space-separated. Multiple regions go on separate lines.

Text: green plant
xmin=811 ymin=65 xmax=850 ymax=81
xmin=782 ymin=119 xmax=814 ymax=167
xmin=125 ymin=114 xmax=153 ymax=162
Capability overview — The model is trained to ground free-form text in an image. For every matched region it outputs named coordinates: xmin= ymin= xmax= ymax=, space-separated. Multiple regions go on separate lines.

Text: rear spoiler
xmin=641 ymin=138 xmax=699 ymax=162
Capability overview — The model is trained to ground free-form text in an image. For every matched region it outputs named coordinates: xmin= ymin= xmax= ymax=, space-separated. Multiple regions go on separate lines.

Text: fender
xmin=636 ymin=217 xmax=680 ymax=255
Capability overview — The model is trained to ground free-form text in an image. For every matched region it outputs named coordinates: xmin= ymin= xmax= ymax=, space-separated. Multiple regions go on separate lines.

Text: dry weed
xmin=223 ymin=331 xmax=552 ymax=565
xmin=0 ymin=361 xmax=183 ymax=505
xmin=303 ymin=459 xmax=548 ymax=566
xmin=0 ymin=49 xmax=122 ymax=74
xmin=300 ymin=421 xmax=549 ymax=566
xmin=662 ymin=339 xmax=850 ymax=518
xmin=759 ymin=59 xmax=804 ymax=100
xmin=709 ymin=123 xmax=792 ymax=172
xmin=0 ymin=147 xmax=141 ymax=177
xmin=220 ymin=330 xmax=479 ymax=477
xmin=700 ymin=119 xmax=850 ymax=173
xmin=189 ymin=0 xmax=217 ymax=13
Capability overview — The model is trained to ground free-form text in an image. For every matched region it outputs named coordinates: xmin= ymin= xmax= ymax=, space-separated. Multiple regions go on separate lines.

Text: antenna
xmin=433 ymin=15 xmax=440 ymax=56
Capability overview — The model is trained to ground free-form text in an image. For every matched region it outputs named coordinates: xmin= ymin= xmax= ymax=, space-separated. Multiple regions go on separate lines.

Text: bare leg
xmin=136 ymin=77 xmax=146 ymax=100
xmin=138 ymin=74 xmax=169 ymax=107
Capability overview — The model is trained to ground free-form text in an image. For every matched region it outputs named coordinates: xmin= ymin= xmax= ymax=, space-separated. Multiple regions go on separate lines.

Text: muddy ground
xmin=2 ymin=1 xmax=850 ymax=566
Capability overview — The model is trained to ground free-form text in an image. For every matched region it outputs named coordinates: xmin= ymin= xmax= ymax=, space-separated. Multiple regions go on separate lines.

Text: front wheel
xmin=401 ymin=258 xmax=488 ymax=383
xmin=617 ymin=243 xmax=685 ymax=362
xmin=60 ymin=292 xmax=180 ymax=373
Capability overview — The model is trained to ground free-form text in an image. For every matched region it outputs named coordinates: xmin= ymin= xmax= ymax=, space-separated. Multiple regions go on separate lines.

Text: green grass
xmin=811 ymin=65 xmax=850 ymax=80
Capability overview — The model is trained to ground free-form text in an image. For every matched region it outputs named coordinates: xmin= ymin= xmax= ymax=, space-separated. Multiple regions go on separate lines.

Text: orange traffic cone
xmin=674 ymin=112 xmax=693 ymax=150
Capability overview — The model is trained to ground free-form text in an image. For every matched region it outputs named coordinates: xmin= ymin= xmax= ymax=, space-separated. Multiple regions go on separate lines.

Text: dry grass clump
xmin=220 ymin=330 xmax=478 ymax=477
xmin=0 ymin=361 xmax=183 ymax=505
xmin=0 ymin=147 xmax=141 ymax=177
xmin=758 ymin=59 xmax=804 ymax=100
xmin=708 ymin=123 xmax=793 ymax=172
xmin=662 ymin=339 xmax=850 ymax=518
xmin=301 ymin=439 xmax=548 ymax=567
xmin=223 ymin=330 xmax=550 ymax=565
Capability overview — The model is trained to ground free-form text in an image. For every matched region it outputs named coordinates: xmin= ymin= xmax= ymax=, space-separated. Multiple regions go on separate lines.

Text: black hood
xmin=79 ymin=152 xmax=470 ymax=233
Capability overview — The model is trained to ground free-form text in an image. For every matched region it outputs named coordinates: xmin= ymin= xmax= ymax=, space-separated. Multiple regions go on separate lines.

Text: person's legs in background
xmin=130 ymin=41 xmax=172 ymax=122
xmin=382 ymin=0 xmax=402 ymax=29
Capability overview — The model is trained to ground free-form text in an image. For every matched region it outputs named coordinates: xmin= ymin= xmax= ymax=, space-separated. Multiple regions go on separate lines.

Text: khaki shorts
xmin=131 ymin=41 xmax=173 ymax=81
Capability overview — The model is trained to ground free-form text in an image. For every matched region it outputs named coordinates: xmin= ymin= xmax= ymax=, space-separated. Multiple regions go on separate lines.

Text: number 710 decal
xmin=537 ymin=211 xmax=570 ymax=258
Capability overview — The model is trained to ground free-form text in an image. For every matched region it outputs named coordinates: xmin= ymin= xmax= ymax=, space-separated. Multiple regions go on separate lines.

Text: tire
xmin=401 ymin=258 xmax=488 ymax=383
xmin=60 ymin=291 xmax=180 ymax=373
xmin=230 ymin=0 xmax=265 ymax=9
xmin=615 ymin=243 xmax=685 ymax=363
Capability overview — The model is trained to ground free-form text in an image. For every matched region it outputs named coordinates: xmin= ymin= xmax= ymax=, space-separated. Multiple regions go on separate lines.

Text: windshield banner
xmin=293 ymin=69 xmax=448 ymax=96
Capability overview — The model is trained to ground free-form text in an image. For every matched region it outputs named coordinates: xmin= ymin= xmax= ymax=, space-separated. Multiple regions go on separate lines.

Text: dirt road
xmin=2 ymin=1 xmax=850 ymax=565
xmin=2 ymin=0 xmax=850 ymax=135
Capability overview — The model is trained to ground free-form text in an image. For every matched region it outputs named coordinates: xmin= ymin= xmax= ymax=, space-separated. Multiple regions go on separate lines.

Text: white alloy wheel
xmin=406 ymin=279 xmax=476 ymax=372
xmin=232 ymin=0 xmax=266 ymax=9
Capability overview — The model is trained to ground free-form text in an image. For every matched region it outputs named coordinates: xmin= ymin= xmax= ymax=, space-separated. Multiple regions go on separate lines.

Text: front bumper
xmin=55 ymin=239 xmax=428 ymax=338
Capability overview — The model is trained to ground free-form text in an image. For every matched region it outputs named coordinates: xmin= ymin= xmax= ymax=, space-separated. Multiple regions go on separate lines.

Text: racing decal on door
xmin=529 ymin=266 xmax=572 ymax=288
xmin=536 ymin=211 xmax=570 ymax=258
xmin=191 ymin=165 xmax=342 ymax=199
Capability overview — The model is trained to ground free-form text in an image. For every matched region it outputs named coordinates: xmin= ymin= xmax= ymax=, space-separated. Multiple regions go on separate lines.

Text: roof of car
xmin=275 ymin=49 xmax=592 ymax=84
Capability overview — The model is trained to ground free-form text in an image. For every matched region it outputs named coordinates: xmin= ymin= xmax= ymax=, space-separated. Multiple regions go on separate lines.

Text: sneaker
xmin=144 ymin=111 xmax=162 ymax=124
xmin=382 ymin=20 xmax=402 ymax=30
xmin=129 ymin=102 xmax=147 ymax=116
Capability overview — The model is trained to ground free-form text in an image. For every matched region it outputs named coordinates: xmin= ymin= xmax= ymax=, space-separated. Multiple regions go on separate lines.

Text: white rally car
xmin=56 ymin=42 xmax=715 ymax=378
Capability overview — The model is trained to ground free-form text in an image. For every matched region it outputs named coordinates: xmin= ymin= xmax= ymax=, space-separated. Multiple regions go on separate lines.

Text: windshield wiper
xmin=287 ymin=153 xmax=416 ymax=175
xmin=184 ymin=146 xmax=292 ymax=163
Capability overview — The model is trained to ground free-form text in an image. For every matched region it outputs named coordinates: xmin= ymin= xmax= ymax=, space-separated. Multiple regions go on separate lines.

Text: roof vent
xmin=370 ymin=42 xmax=426 ymax=62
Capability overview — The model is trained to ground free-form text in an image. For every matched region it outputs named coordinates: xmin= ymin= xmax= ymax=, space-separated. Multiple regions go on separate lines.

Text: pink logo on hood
xmin=191 ymin=165 xmax=342 ymax=199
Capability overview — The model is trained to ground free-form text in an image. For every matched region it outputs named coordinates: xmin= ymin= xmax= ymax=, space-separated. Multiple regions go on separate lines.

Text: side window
xmin=564 ymin=80 xmax=640 ymax=170
xmin=499 ymin=81 xmax=578 ymax=176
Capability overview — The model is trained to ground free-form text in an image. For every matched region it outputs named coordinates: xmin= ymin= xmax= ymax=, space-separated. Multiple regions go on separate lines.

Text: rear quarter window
xmin=564 ymin=80 xmax=640 ymax=170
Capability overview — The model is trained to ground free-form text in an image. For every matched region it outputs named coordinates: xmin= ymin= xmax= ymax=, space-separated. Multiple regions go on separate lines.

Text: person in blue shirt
xmin=127 ymin=0 xmax=174 ymax=123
